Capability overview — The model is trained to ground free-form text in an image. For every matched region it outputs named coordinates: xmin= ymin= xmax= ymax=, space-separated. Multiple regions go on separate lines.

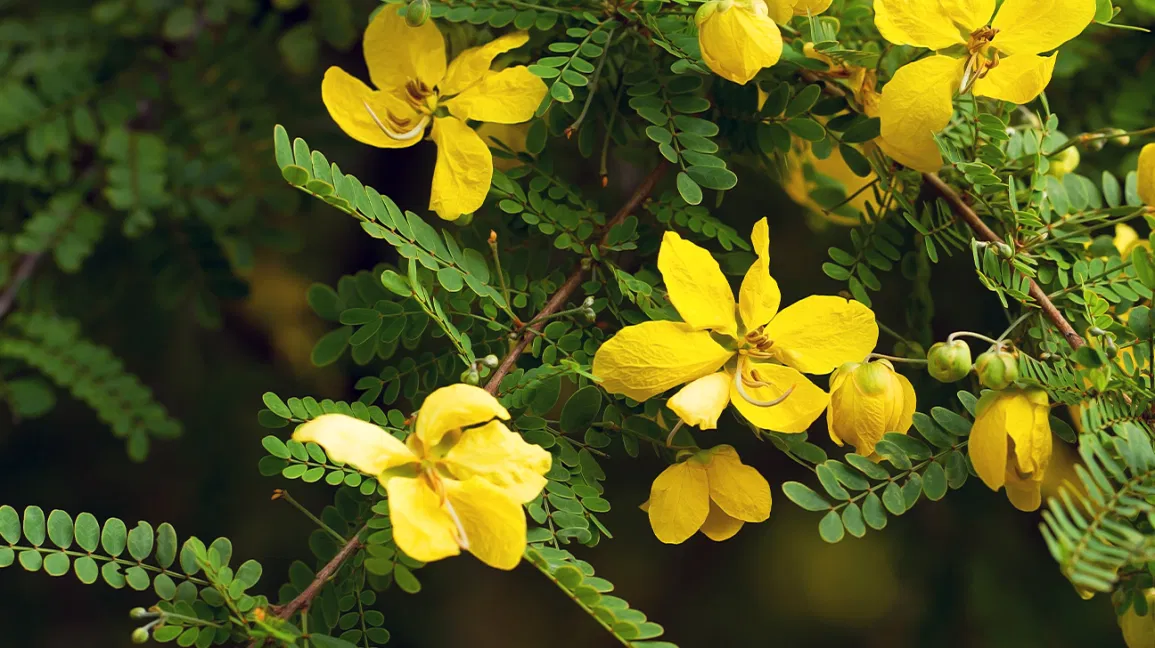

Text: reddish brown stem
xmin=923 ymin=172 xmax=1086 ymax=350
xmin=483 ymin=161 xmax=669 ymax=395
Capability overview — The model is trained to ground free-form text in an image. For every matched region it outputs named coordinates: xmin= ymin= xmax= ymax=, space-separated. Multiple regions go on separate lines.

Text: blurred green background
xmin=2 ymin=0 xmax=1153 ymax=645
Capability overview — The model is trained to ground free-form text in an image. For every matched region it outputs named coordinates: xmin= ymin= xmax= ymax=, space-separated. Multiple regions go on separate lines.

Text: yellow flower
xmin=783 ymin=142 xmax=881 ymax=226
xmin=321 ymin=7 xmax=546 ymax=220
xmin=592 ymin=218 xmax=878 ymax=433
xmin=1140 ymin=142 xmax=1155 ymax=207
xmin=1120 ymin=589 xmax=1155 ymax=648
xmin=1114 ymin=223 xmax=1148 ymax=259
xmin=826 ymin=360 xmax=916 ymax=456
xmin=293 ymin=384 xmax=551 ymax=569
xmin=873 ymin=0 xmax=1095 ymax=172
xmin=696 ymin=0 xmax=784 ymax=85
xmin=643 ymin=445 xmax=771 ymax=543
xmin=968 ymin=387 xmax=1052 ymax=512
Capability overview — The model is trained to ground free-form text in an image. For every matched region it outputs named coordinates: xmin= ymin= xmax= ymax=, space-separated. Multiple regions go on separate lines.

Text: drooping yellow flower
xmin=293 ymin=384 xmax=551 ymax=569
xmin=1140 ymin=143 xmax=1155 ymax=207
xmin=1120 ymin=589 xmax=1155 ymax=648
xmin=321 ymin=7 xmax=546 ymax=220
xmin=968 ymin=387 xmax=1052 ymax=512
xmin=873 ymin=0 xmax=1095 ymax=172
xmin=1114 ymin=223 xmax=1147 ymax=259
xmin=696 ymin=0 xmax=784 ymax=85
xmin=592 ymin=218 xmax=878 ymax=433
xmin=827 ymin=360 xmax=916 ymax=456
xmin=643 ymin=445 xmax=771 ymax=543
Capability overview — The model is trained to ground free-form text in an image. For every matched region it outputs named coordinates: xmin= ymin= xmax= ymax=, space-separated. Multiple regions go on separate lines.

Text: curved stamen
xmin=428 ymin=470 xmax=471 ymax=551
xmin=363 ymin=100 xmax=430 ymax=141
xmin=733 ymin=357 xmax=795 ymax=407
xmin=665 ymin=420 xmax=685 ymax=447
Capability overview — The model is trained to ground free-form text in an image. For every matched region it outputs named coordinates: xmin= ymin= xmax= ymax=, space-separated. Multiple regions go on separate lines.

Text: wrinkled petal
xmin=990 ymin=0 xmax=1095 ymax=55
xmin=793 ymin=0 xmax=833 ymax=16
xmin=878 ymin=55 xmax=964 ymax=173
xmin=730 ymin=362 xmax=829 ymax=433
xmin=973 ymin=53 xmax=1055 ymax=105
xmin=699 ymin=3 xmax=782 ymax=86
xmin=1006 ymin=389 xmax=1052 ymax=475
xmin=444 ymin=477 xmax=527 ymax=570
xmin=592 ymin=321 xmax=733 ymax=402
xmin=321 ymin=67 xmax=425 ymax=149
xmin=895 ymin=371 xmax=917 ymax=433
xmin=441 ymin=32 xmax=530 ymax=96
xmin=942 ymin=0 xmax=996 ymax=31
xmin=766 ymin=295 xmax=878 ymax=374
xmin=364 ymin=5 xmax=446 ymax=90
xmin=415 ymin=383 xmax=510 ymax=449
xmin=445 ymin=421 xmax=551 ymax=503
xmin=969 ymin=391 xmax=1011 ymax=491
xmin=1119 ymin=591 xmax=1155 ymax=648
xmin=738 ymin=218 xmax=782 ymax=331
xmin=1139 ymin=143 xmax=1155 ymax=207
xmin=387 ymin=477 xmax=460 ymax=563
xmin=293 ymin=413 xmax=418 ymax=476
xmin=1004 ymin=468 xmax=1043 ymax=512
xmin=648 ymin=462 xmax=711 ymax=544
xmin=765 ymin=0 xmax=795 ymax=22
xmin=658 ymin=231 xmax=739 ymax=337
xmin=445 ymin=67 xmax=547 ymax=124
xmin=429 ymin=116 xmax=492 ymax=221
xmin=827 ymin=366 xmax=891 ymax=456
xmin=705 ymin=445 xmax=771 ymax=522
xmin=872 ymin=0 xmax=970 ymax=49
xmin=668 ymin=372 xmax=732 ymax=430
xmin=699 ymin=501 xmax=745 ymax=541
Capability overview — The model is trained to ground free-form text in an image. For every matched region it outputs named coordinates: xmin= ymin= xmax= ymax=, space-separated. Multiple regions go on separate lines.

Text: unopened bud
xmin=460 ymin=368 xmax=480 ymax=385
xmin=1049 ymin=146 xmax=1080 ymax=178
xmin=995 ymin=241 xmax=1014 ymax=259
xmin=1106 ymin=338 xmax=1119 ymax=359
xmin=975 ymin=348 xmax=1019 ymax=390
xmin=482 ymin=354 xmax=499 ymax=368
xmin=927 ymin=340 xmax=972 ymax=383
xmin=129 ymin=608 xmax=151 ymax=620
xmin=1104 ymin=128 xmax=1130 ymax=146
xmin=1088 ymin=326 xmax=1107 ymax=336
xmin=131 ymin=628 xmax=150 ymax=644
xmin=405 ymin=0 xmax=431 ymax=26
xmin=695 ymin=0 xmax=718 ymax=24
xmin=582 ymin=296 xmax=595 ymax=308
xmin=580 ymin=306 xmax=596 ymax=322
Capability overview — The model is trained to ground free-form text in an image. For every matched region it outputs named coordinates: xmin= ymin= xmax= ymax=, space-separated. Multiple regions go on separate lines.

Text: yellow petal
xmin=877 ymin=55 xmax=963 ymax=173
xmin=441 ymin=32 xmax=530 ymax=96
xmin=827 ymin=365 xmax=892 ymax=456
xmin=765 ymin=295 xmax=878 ymax=374
xmin=1004 ymin=468 xmax=1043 ymax=512
xmin=668 ymin=372 xmax=732 ymax=430
xmin=648 ymin=461 xmax=711 ymax=544
xmin=730 ymin=362 xmax=829 ymax=433
xmin=705 ymin=445 xmax=771 ymax=522
xmin=444 ymin=476 xmax=527 ymax=570
xmin=591 ymin=321 xmax=733 ymax=402
xmin=445 ymin=67 xmax=547 ymax=124
xmin=1006 ymin=389 xmax=1052 ymax=475
xmin=895 ymin=370 xmax=917 ymax=433
xmin=415 ymin=383 xmax=510 ymax=449
xmin=293 ymin=414 xmax=418 ymax=475
xmin=429 ymin=116 xmax=492 ymax=221
xmin=793 ymin=0 xmax=833 ymax=15
xmin=363 ymin=5 xmax=446 ymax=90
xmin=972 ymin=53 xmax=1055 ymax=105
xmin=969 ymin=391 xmax=1012 ymax=491
xmin=1139 ymin=143 xmax=1155 ymax=207
xmin=321 ymin=67 xmax=425 ymax=149
xmin=942 ymin=0 xmax=996 ymax=31
xmin=1119 ymin=591 xmax=1155 ymax=648
xmin=658 ymin=231 xmax=739 ymax=337
xmin=872 ymin=0 xmax=969 ymax=49
xmin=765 ymin=0 xmax=795 ymax=22
xmin=699 ymin=501 xmax=745 ymax=541
xmin=1116 ymin=223 xmax=1141 ymax=257
xmin=738 ymin=218 xmax=782 ymax=331
xmin=990 ymin=0 xmax=1095 ymax=55
xmin=445 ymin=420 xmax=551 ymax=503
xmin=386 ymin=476 xmax=461 ymax=563
xmin=698 ymin=3 xmax=782 ymax=86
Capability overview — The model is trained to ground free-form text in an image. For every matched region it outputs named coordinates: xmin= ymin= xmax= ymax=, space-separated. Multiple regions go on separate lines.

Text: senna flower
xmin=826 ymin=360 xmax=915 ymax=456
xmin=592 ymin=218 xmax=878 ymax=433
xmin=968 ymin=387 xmax=1052 ymax=512
xmin=1141 ymin=143 xmax=1155 ymax=207
xmin=643 ymin=445 xmax=771 ymax=543
xmin=294 ymin=384 xmax=551 ymax=569
xmin=696 ymin=0 xmax=783 ymax=85
xmin=321 ymin=7 xmax=546 ymax=220
xmin=1120 ymin=589 xmax=1155 ymax=648
xmin=873 ymin=0 xmax=1095 ymax=172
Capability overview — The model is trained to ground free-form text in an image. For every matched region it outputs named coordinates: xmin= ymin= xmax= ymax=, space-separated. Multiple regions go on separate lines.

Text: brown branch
xmin=922 ymin=172 xmax=1086 ymax=350
xmin=484 ymin=161 xmax=669 ymax=395
xmin=0 ymin=252 xmax=45 ymax=322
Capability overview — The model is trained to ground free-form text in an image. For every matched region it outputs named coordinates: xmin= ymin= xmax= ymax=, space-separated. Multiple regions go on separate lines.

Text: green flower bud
xmin=482 ymin=354 xmax=500 ymax=368
xmin=927 ymin=340 xmax=972 ymax=383
xmin=975 ymin=348 xmax=1019 ymax=390
xmin=129 ymin=607 xmax=150 ymax=620
xmin=1106 ymin=338 xmax=1119 ymax=359
xmin=1105 ymin=127 xmax=1130 ymax=146
xmin=582 ymin=296 xmax=595 ymax=308
xmin=1049 ymin=146 xmax=1080 ymax=178
xmin=131 ymin=628 xmax=150 ymax=644
xmin=405 ymin=0 xmax=431 ymax=27
xmin=695 ymin=0 xmax=719 ymax=24
xmin=460 ymin=367 xmax=480 ymax=385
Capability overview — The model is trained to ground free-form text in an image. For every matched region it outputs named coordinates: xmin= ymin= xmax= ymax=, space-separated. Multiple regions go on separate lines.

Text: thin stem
xmin=0 ymin=252 xmax=45 ymax=321
xmin=821 ymin=177 xmax=880 ymax=218
xmin=565 ymin=28 xmax=614 ymax=137
xmin=264 ymin=525 xmax=367 ymax=630
xmin=528 ymin=553 xmax=633 ymax=648
xmin=274 ymin=490 xmax=347 ymax=544
xmin=877 ymin=321 xmax=910 ymax=344
xmin=996 ymin=311 xmax=1035 ymax=343
xmin=487 ymin=231 xmax=514 ymax=320
xmin=599 ymin=77 xmax=628 ymax=186
xmin=1045 ymin=125 xmax=1155 ymax=157
xmin=868 ymin=353 xmax=928 ymax=364
xmin=665 ymin=420 xmax=684 ymax=447
xmin=947 ymin=331 xmax=1000 ymax=345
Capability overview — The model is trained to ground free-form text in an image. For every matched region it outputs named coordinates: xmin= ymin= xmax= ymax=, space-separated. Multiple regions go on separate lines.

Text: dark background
xmin=2 ymin=1 xmax=1154 ymax=645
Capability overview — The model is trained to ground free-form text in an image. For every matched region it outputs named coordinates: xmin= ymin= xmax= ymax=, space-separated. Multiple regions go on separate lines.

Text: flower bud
xmin=827 ymin=360 xmax=915 ymax=456
xmin=460 ymin=367 xmax=480 ymax=385
xmin=129 ymin=607 xmax=151 ymax=620
xmin=404 ymin=0 xmax=431 ymax=27
xmin=697 ymin=0 xmax=783 ymax=85
xmin=482 ymin=354 xmax=500 ymax=368
xmin=131 ymin=628 xmax=150 ymax=644
xmin=582 ymin=296 xmax=595 ymax=308
xmin=974 ymin=348 xmax=1019 ymax=389
xmin=927 ymin=340 xmax=972 ymax=383
xmin=1049 ymin=146 xmax=1080 ymax=178
xmin=1104 ymin=127 xmax=1131 ymax=147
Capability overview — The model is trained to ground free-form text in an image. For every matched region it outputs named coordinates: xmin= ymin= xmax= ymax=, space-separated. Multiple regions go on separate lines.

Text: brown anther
xmin=488 ymin=230 xmax=498 ymax=244
xmin=600 ymin=175 xmax=608 ymax=188
xmin=271 ymin=489 xmax=285 ymax=500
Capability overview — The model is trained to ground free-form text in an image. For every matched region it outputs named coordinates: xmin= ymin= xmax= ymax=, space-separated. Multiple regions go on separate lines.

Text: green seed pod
xmin=131 ymin=628 xmax=150 ymax=644
xmin=975 ymin=348 xmax=1019 ymax=390
xmin=927 ymin=340 xmax=972 ymax=383
xmin=405 ymin=0 xmax=431 ymax=27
